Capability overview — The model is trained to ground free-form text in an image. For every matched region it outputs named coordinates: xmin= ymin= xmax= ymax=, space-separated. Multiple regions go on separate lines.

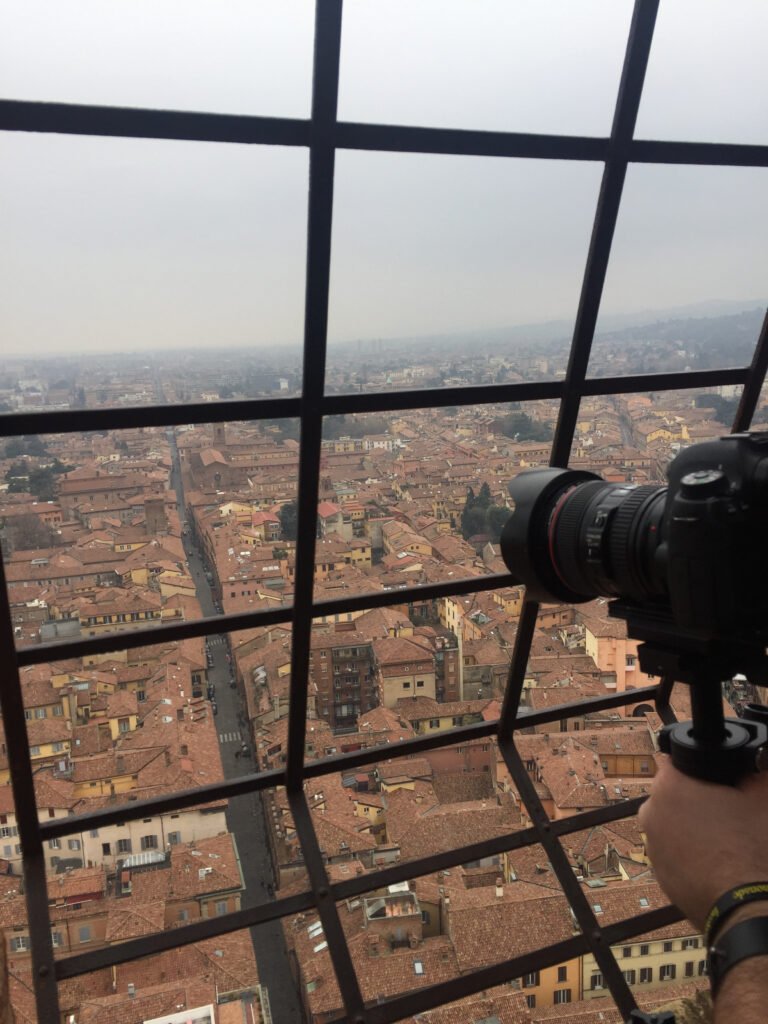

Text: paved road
xmin=167 ymin=429 xmax=304 ymax=1023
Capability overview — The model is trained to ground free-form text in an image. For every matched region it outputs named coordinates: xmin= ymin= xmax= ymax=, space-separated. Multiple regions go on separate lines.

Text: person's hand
xmin=638 ymin=756 xmax=768 ymax=931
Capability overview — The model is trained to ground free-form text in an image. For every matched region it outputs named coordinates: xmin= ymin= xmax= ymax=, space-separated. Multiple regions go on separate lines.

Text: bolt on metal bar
xmin=551 ymin=0 xmax=660 ymax=468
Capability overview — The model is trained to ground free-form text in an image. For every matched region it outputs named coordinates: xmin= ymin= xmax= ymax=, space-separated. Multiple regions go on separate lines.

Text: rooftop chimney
xmin=495 ymin=877 xmax=504 ymax=899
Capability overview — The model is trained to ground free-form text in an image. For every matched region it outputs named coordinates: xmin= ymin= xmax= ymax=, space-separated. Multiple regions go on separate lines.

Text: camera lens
xmin=500 ymin=468 xmax=667 ymax=605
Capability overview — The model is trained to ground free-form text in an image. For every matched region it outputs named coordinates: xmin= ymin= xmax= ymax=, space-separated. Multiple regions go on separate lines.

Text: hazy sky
xmin=0 ymin=1 xmax=766 ymax=355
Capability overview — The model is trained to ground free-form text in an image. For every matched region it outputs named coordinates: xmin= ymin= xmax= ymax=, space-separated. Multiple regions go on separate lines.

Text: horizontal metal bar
xmin=55 ymin=887 xmax=315 ymax=980
xmin=39 ymin=766 xmax=284 ymax=839
xmin=0 ymin=395 xmax=303 ymax=439
xmin=325 ymin=379 xmax=563 ymax=414
xmin=631 ymin=138 xmax=768 ymax=167
xmin=0 ymin=365 xmax=751 ymax=443
xmin=16 ymin=572 xmax=511 ymax=667
xmin=5 ymin=101 xmax=765 ymax=169
xmin=38 ymin=682 xmax=659 ymax=838
xmin=15 ymin=606 xmax=294 ymax=666
xmin=354 ymin=903 xmax=685 ymax=1024
xmin=583 ymin=366 xmax=748 ymax=396
xmin=53 ymin=792 xmax=660 ymax=983
xmin=335 ymin=120 xmax=607 ymax=161
xmin=0 ymin=99 xmax=310 ymax=147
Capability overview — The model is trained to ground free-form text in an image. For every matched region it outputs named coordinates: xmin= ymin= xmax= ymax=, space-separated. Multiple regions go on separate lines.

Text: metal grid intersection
xmin=1 ymin=1 xmax=767 ymax=1021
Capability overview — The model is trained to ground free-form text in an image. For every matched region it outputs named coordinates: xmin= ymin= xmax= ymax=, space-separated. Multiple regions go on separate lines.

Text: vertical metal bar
xmin=732 ymin=307 xmax=768 ymax=432
xmin=0 ymin=558 xmax=60 ymax=1022
xmin=550 ymin=0 xmax=660 ymax=467
xmin=497 ymin=599 xmax=539 ymax=740
xmin=286 ymin=0 xmax=344 ymax=791
xmin=288 ymin=790 xmax=366 ymax=1022
xmin=497 ymin=735 xmax=638 ymax=1021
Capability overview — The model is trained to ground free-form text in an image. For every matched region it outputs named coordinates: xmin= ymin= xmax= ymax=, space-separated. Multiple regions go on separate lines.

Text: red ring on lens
xmin=547 ymin=485 xmax=577 ymax=591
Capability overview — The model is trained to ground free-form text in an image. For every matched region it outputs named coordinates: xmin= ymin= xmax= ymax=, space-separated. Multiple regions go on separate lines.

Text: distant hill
xmin=330 ymin=300 xmax=765 ymax=360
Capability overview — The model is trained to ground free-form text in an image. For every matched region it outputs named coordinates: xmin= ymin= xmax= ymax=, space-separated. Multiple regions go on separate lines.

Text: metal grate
xmin=1 ymin=1 xmax=767 ymax=1021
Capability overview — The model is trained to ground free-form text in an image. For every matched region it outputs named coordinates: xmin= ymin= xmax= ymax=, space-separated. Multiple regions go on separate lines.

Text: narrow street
xmin=167 ymin=427 xmax=304 ymax=1023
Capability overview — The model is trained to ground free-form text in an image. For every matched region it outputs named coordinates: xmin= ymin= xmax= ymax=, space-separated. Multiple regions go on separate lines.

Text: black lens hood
xmin=500 ymin=467 xmax=600 ymax=603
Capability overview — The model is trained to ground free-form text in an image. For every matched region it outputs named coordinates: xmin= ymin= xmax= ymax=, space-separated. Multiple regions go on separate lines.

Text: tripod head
xmin=610 ymin=601 xmax=768 ymax=785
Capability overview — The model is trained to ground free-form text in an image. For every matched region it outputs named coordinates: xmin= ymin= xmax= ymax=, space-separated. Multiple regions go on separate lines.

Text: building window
xmin=101 ymin=843 xmax=111 ymax=856
xmin=685 ymin=961 xmax=695 ymax=977
xmin=557 ymin=966 xmax=567 ymax=982
xmin=429 ymin=719 xmax=440 ymax=728
xmin=52 ymin=704 xmax=64 ymax=716
xmin=554 ymin=990 xmax=572 ymax=1004
xmin=117 ymin=838 xmax=132 ymax=853
xmin=663 ymin=940 xmax=674 ymax=952
xmin=622 ymin=946 xmax=632 ymax=958
xmin=51 ymin=932 xmax=63 ymax=948
xmin=68 ymin=839 xmax=81 ymax=851
xmin=525 ymin=995 xmax=536 ymax=1009
xmin=640 ymin=944 xmax=650 ymax=956
xmin=698 ymin=961 xmax=708 ymax=976
xmin=78 ymin=926 xmax=91 ymax=944
xmin=623 ymin=969 xmax=636 ymax=984
xmin=660 ymin=964 xmax=676 ymax=981
xmin=35 ymin=707 xmax=46 ymax=719
xmin=141 ymin=835 xmax=158 ymax=851
xmin=522 ymin=971 xmax=539 ymax=988
xmin=215 ymin=900 xmax=228 ymax=916
xmin=178 ymin=909 xmax=189 ymax=922
xmin=639 ymin=967 xmax=653 ymax=983
xmin=11 ymin=936 xmax=29 ymax=952
xmin=590 ymin=972 xmax=604 ymax=990
xmin=682 ymin=937 xmax=699 ymax=949
xmin=168 ymin=831 xmax=181 ymax=845
xmin=416 ymin=680 xmax=424 ymax=687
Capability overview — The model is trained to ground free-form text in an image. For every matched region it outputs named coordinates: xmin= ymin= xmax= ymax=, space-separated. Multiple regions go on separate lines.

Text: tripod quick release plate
xmin=659 ymin=717 xmax=768 ymax=786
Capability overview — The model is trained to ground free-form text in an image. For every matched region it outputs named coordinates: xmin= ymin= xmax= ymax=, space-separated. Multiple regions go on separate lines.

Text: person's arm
xmin=638 ymin=758 xmax=768 ymax=1022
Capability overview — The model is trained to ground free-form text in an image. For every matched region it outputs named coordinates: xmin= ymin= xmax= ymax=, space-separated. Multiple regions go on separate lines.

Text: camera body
xmin=500 ymin=432 xmax=768 ymax=661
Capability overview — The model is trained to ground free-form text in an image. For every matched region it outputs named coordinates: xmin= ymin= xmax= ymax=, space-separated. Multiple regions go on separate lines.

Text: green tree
xmin=5 ymin=514 xmax=58 ymax=552
xmin=279 ymin=500 xmax=298 ymax=541
xmin=499 ymin=412 xmax=553 ymax=442
xmin=487 ymin=504 xmax=511 ymax=542
xmin=462 ymin=505 xmax=487 ymax=539
xmin=477 ymin=482 xmax=492 ymax=508
xmin=460 ymin=487 xmax=476 ymax=540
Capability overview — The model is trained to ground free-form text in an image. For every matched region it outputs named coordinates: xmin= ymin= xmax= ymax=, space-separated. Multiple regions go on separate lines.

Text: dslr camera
xmin=499 ymin=432 xmax=768 ymax=784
